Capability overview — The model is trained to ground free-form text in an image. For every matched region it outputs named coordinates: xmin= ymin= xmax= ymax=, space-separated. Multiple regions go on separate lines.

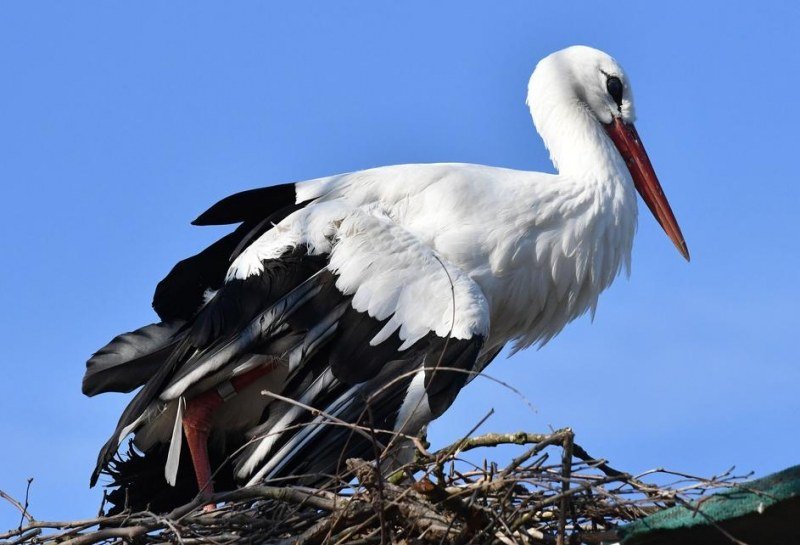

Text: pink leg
xmin=183 ymin=389 xmax=223 ymax=510
xmin=182 ymin=362 xmax=281 ymax=509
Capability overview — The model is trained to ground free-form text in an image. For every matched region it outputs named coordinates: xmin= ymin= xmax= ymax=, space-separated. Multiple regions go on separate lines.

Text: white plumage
xmin=84 ymin=45 xmax=687 ymax=512
xmin=232 ymin=157 xmax=635 ymax=353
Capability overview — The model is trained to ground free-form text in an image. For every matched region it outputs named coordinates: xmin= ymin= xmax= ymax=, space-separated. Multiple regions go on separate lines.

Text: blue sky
xmin=2 ymin=1 xmax=799 ymax=528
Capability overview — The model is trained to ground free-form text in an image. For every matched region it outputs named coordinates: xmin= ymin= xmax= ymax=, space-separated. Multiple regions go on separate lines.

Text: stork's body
xmin=233 ymin=161 xmax=637 ymax=353
xmin=83 ymin=46 xmax=687 ymax=512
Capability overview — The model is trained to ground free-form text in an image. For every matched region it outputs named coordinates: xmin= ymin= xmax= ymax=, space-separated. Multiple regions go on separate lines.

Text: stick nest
xmin=1 ymin=428 xmax=746 ymax=545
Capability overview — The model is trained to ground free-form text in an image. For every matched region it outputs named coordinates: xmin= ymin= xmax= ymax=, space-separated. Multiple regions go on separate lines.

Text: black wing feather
xmin=226 ymin=268 xmax=484 ymax=484
xmin=185 ymin=249 xmax=326 ymax=347
xmin=92 ymin=200 xmax=488 ymax=510
xmin=91 ymin=250 xmax=328 ymax=484
xmin=192 ymin=183 xmax=299 ymax=226
xmin=153 ymin=183 xmax=303 ymax=322
xmin=152 ymin=222 xmax=252 ymax=322
xmin=327 ymin=305 xmax=405 ymax=384
xmin=235 ymin=334 xmax=483 ymax=484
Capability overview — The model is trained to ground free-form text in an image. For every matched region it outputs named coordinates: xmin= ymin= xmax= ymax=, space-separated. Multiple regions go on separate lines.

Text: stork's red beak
xmin=604 ymin=118 xmax=690 ymax=261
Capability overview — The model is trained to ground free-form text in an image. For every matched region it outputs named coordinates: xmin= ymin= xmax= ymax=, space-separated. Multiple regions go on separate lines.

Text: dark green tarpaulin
xmin=620 ymin=465 xmax=800 ymax=545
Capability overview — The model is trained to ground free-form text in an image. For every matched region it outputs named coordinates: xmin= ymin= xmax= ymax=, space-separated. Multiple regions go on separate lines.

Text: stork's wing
xmin=150 ymin=182 xmax=304 ymax=322
xmin=88 ymin=203 xmax=490 ymax=487
xmin=231 ymin=211 xmax=491 ymax=484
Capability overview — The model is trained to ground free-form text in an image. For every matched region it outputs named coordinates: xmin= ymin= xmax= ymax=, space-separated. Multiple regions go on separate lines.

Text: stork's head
xmin=528 ymin=45 xmax=689 ymax=261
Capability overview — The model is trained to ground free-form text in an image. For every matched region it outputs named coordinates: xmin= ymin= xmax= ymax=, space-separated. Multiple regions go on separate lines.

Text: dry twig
xmin=0 ymin=428 xmax=750 ymax=545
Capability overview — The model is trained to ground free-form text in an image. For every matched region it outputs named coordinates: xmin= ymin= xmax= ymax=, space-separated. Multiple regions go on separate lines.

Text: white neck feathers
xmin=528 ymin=75 xmax=626 ymax=181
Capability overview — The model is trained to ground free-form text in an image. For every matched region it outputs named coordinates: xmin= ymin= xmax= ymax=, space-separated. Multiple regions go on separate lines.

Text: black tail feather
xmin=103 ymin=439 xmax=240 ymax=515
xmin=83 ymin=321 xmax=185 ymax=397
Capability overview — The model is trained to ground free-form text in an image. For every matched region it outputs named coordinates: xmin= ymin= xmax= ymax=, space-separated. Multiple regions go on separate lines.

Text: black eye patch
xmin=606 ymin=76 xmax=623 ymax=108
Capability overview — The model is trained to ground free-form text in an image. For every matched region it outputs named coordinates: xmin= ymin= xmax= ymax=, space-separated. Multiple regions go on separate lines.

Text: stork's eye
xmin=606 ymin=76 xmax=623 ymax=108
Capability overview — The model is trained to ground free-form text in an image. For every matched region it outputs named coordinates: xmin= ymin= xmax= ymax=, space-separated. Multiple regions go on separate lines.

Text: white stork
xmin=83 ymin=45 xmax=688 ymax=512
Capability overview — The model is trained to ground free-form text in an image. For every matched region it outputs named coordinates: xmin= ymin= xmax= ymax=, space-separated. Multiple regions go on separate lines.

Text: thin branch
xmin=3 ymin=427 xmax=755 ymax=545
xmin=0 ymin=487 xmax=34 ymax=526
